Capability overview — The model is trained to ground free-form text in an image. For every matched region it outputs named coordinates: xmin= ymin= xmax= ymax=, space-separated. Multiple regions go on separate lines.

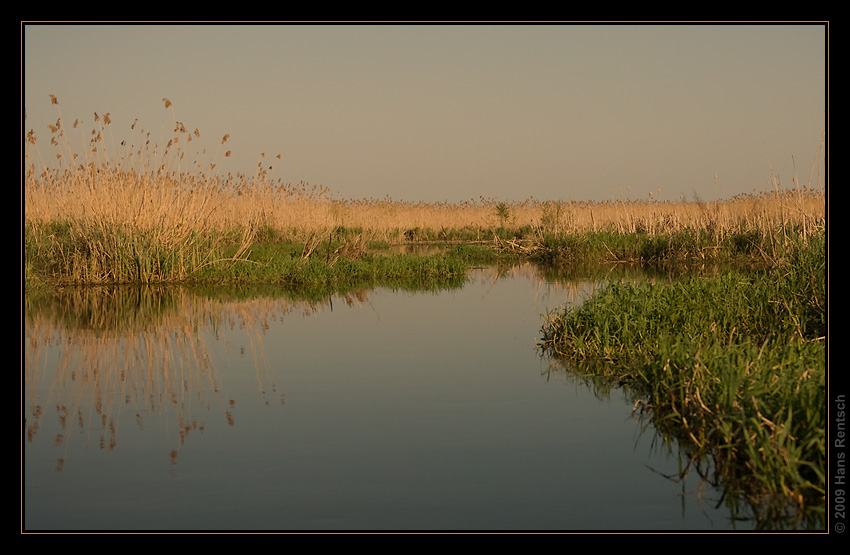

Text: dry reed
xmin=24 ymin=96 xmax=826 ymax=283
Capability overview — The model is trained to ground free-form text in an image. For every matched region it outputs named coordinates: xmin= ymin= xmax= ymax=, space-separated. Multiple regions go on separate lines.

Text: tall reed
xmin=24 ymin=96 xmax=826 ymax=285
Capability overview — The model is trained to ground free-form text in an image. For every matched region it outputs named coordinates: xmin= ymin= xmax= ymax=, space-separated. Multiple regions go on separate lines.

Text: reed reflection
xmin=23 ymin=264 xmax=620 ymax=473
xmin=23 ymin=285 xmax=375 ymax=470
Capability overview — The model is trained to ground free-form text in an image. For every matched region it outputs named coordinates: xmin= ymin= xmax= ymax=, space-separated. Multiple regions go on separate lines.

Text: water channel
xmin=24 ymin=263 xmax=747 ymax=531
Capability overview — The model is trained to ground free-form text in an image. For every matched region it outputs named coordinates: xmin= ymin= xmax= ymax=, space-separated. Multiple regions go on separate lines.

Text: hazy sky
xmin=23 ymin=23 xmax=827 ymax=203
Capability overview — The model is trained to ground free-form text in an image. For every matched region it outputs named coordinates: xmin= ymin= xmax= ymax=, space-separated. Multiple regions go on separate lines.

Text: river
xmin=24 ymin=263 xmax=741 ymax=531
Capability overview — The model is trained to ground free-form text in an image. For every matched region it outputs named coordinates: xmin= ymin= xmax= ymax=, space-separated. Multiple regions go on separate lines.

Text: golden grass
xmin=24 ymin=95 xmax=826 ymax=256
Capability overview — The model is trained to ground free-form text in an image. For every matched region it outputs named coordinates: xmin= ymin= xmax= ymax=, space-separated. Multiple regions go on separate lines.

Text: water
xmin=24 ymin=264 xmax=740 ymax=531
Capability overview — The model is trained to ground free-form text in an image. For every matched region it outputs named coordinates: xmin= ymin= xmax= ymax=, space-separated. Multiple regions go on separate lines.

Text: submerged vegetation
xmin=23 ymin=97 xmax=827 ymax=528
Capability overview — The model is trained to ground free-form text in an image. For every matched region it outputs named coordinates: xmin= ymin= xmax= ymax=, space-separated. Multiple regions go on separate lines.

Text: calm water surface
xmin=24 ymin=264 xmax=740 ymax=531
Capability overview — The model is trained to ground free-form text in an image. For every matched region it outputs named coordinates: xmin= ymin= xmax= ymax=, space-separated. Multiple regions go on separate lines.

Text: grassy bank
xmin=23 ymin=211 xmax=822 ymax=289
xmin=23 ymin=220 xmax=477 ymax=291
xmin=539 ymin=230 xmax=826 ymax=528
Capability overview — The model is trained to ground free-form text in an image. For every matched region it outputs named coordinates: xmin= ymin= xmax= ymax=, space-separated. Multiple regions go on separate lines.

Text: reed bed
xmin=24 ymin=96 xmax=826 ymax=286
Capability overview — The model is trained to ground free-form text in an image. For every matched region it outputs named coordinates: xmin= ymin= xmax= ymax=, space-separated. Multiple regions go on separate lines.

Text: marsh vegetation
xmin=25 ymin=96 xmax=824 ymax=288
xmin=23 ymin=97 xmax=827 ymax=529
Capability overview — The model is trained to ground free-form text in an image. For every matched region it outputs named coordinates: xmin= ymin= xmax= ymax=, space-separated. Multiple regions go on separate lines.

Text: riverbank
xmin=23 ymin=202 xmax=823 ymax=289
xmin=539 ymin=229 xmax=826 ymax=528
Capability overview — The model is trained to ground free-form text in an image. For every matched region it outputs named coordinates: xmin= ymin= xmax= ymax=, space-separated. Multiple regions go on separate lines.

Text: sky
xmin=22 ymin=23 xmax=827 ymax=204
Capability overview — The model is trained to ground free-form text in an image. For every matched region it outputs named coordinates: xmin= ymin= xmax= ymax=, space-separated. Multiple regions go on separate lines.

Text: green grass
xmin=538 ymin=229 xmax=826 ymax=528
xmin=25 ymin=205 xmax=822 ymax=290
xmin=22 ymin=218 xmax=535 ymax=290
xmin=177 ymin=240 xmax=489 ymax=297
xmin=530 ymin=225 xmax=804 ymax=269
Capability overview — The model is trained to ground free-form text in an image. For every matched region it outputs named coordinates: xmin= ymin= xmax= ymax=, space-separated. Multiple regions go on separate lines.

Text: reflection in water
xmin=24 ymin=286 xmax=305 ymax=468
xmin=23 ymin=264 xmax=764 ymax=530
xmin=536 ymin=305 xmax=823 ymax=531
xmin=24 ymin=268 xmax=592 ymax=470
xmin=25 ymin=277 xmax=486 ymax=472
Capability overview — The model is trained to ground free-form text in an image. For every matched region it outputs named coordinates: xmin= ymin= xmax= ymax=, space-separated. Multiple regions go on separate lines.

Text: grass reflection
xmin=25 ymin=286 xmax=224 ymax=466
xmin=23 ymin=275 xmax=478 ymax=470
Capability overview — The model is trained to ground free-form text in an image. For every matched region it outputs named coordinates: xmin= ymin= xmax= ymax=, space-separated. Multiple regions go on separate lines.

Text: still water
xmin=24 ymin=264 xmax=739 ymax=531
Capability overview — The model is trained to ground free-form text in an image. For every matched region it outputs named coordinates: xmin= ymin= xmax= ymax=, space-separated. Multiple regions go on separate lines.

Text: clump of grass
xmin=188 ymin=236 xmax=473 ymax=294
xmin=539 ymin=230 xmax=825 ymax=528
